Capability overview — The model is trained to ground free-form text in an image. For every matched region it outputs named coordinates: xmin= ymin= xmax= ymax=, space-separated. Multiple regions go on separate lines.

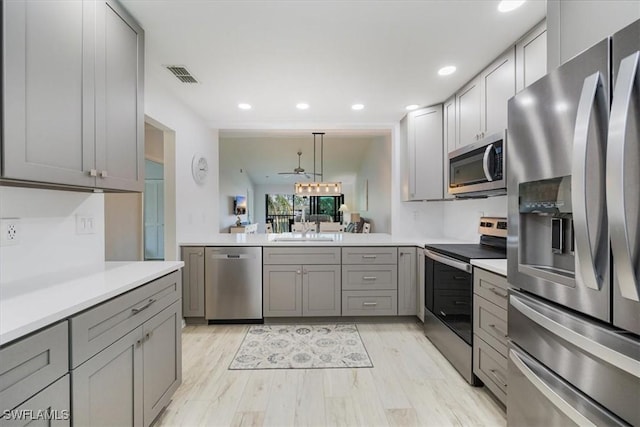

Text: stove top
xmin=424 ymin=243 xmax=506 ymax=263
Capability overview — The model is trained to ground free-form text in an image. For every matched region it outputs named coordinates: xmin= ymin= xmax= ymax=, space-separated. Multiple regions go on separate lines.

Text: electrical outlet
xmin=76 ymin=215 xmax=96 ymax=235
xmin=0 ymin=218 xmax=20 ymax=246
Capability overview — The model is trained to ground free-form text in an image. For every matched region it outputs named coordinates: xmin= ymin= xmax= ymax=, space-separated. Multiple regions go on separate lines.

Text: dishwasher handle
xmin=210 ymin=253 xmax=256 ymax=260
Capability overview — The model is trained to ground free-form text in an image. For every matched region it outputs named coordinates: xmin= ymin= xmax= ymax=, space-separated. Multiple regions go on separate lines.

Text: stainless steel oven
xmin=448 ymin=131 xmax=506 ymax=197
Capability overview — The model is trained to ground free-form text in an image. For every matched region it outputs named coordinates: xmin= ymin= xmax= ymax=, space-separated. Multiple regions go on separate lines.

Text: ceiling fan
xmin=277 ymin=151 xmax=320 ymax=179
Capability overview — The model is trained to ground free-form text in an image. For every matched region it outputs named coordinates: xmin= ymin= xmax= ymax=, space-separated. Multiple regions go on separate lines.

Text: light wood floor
xmin=156 ymin=320 xmax=506 ymax=427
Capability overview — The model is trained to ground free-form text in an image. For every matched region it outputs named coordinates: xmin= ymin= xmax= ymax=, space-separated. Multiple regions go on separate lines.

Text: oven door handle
xmin=425 ymin=250 xmax=472 ymax=273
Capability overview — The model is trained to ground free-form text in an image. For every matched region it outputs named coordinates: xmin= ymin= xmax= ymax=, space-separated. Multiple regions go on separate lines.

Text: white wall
xmin=218 ymin=164 xmax=254 ymax=232
xmin=0 ymin=187 xmax=105 ymax=283
xmin=355 ymin=136 xmax=392 ymax=233
xmin=144 ymin=73 xmax=219 ymax=248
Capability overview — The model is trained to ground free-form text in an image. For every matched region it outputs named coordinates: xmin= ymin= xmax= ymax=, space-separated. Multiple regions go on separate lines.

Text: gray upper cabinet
xmin=456 ymin=48 xmax=515 ymax=148
xmin=407 ymin=105 xmax=443 ymax=201
xmin=397 ymin=247 xmax=417 ymax=316
xmin=181 ymin=247 xmax=205 ymax=317
xmin=95 ymin=0 xmax=144 ymax=191
xmin=442 ymin=96 xmax=456 ymax=199
xmin=2 ymin=0 xmax=144 ymax=192
xmin=516 ymin=21 xmax=547 ymax=92
xmin=456 ymin=77 xmax=483 ymax=148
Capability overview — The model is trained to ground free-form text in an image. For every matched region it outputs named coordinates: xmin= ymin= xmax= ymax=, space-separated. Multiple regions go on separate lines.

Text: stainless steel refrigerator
xmin=507 ymin=19 xmax=639 ymax=426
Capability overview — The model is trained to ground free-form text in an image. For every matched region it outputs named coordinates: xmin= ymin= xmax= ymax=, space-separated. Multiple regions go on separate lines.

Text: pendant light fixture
xmin=294 ymin=132 xmax=343 ymax=196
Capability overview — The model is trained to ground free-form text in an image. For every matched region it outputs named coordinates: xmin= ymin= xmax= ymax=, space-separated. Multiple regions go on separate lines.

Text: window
xmin=265 ymin=194 xmax=344 ymax=232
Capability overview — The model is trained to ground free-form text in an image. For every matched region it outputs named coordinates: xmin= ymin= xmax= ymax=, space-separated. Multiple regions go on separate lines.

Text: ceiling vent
xmin=165 ymin=65 xmax=198 ymax=83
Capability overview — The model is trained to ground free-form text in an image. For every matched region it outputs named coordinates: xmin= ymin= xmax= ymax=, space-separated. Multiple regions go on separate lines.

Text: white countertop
xmin=181 ymin=233 xmax=471 ymax=248
xmin=471 ymin=259 xmax=507 ymax=276
xmin=0 ymin=261 xmax=184 ymax=346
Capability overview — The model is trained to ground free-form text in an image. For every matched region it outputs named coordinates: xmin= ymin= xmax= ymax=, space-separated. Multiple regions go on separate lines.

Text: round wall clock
xmin=191 ymin=154 xmax=208 ymax=184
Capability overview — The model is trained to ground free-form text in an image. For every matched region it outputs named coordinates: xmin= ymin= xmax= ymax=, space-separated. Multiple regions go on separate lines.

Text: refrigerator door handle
xmin=510 ymin=294 xmax=640 ymax=378
xmin=509 ymin=348 xmax=598 ymax=427
xmin=607 ymin=51 xmax=640 ymax=302
xmin=571 ymin=72 xmax=608 ymax=291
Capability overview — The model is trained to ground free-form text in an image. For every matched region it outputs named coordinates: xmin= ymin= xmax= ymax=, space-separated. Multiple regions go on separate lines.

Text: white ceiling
xmin=121 ymin=0 xmax=546 ymax=129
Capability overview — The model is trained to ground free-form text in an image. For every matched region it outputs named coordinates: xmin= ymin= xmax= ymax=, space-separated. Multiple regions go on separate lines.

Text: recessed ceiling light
xmin=238 ymin=103 xmax=252 ymax=110
xmin=351 ymin=104 xmax=364 ymax=111
xmin=498 ymin=0 xmax=526 ymax=13
xmin=405 ymin=104 xmax=420 ymax=111
xmin=438 ymin=66 xmax=456 ymax=76
xmin=296 ymin=103 xmax=309 ymax=110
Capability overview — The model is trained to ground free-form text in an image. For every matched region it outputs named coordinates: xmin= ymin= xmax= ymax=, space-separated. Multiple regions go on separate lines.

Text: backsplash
xmin=441 ymin=196 xmax=508 ymax=241
xmin=0 ymin=187 xmax=105 ymax=283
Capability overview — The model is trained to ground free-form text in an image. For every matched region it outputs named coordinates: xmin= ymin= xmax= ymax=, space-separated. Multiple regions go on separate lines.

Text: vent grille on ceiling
xmin=166 ymin=65 xmax=198 ymax=83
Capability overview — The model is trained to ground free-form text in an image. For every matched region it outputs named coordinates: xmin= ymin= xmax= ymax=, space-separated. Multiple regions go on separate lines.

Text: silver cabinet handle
xmin=607 ymin=51 xmax=640 ymax=301
xmin=488 ymin=324 xmax=508 ymax=338
xmin=509 ymin=349 xmax=596 ymax=427
xmin=136 ymin=338 xmax=142 ymax=347
xmin=296 ymin=270 xmax=302 ymax=275
xmin=425 ymin=250 xmax=472 ymax=273
xmin=197 ymin=252 xmax=203 ymax=256
xmin=439 ymin=311 xmax=447 ymax=317
xmin=488 ymin=287 xmax=508 ymax=298
xmin=510 ymin=293 xmax=640 ymax=377
xmin=131 ymin=298 xmax=156 ymax=315
xmin=363 ymin=302 xmax=377 ymax=307
xmin=145 ymin=331 xmax=152 ymax=342
xmin=362 ymin=255 xmax=377 ymax=259
xmin=303 ymin=270 xmax=308 ymax=275
xmin=572 ymin=71 xmax=608 ymax=291
xmin=488 ymin=368 xmax=507 ymax=388
xmin=100 ymin=170 xmax=108 ymax=178
xmin=362 ymin=276 xmax=377 ymax=281
xmin=482 ymin=144 xmax=494 ymax=182
xmin=89 ymin=169 xmax=98 ymax=177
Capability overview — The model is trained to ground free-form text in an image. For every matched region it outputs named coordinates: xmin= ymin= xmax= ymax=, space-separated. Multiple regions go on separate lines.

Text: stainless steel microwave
xmin=448 ymin=131 xmax=506 ymax=197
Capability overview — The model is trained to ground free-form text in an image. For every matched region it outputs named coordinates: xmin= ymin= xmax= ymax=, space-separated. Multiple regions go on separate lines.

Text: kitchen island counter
xmin=181 ymin=233 xmax=470 ymax=247
xmin=0 ymin=261 xmax=184 ymax=346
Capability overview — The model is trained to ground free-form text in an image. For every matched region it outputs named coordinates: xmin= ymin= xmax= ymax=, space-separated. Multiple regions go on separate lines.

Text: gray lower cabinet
xmin=71 ymin=272 xmax=182 ymax=426
xmin=0 ymin=322 xmax=69 ymax=425
xmin=473 ymin=267 xmax=510 ymax=406
xmin=181 ymin=247 xmax=205 ymax=317
xmin=3 ymin=375 xmax=70 ymax=427
xmin=397 ymin=247 xmax=417 ymax=316
xmin=2 ymin=0 xmax=144 ymax=191
xmin=72 ymin=327 xmax=143 ymax=427
xmin=72 ymin=300 xmax=181 ymax=427
xmin=263 ymin=264 xmax=340 ymax=317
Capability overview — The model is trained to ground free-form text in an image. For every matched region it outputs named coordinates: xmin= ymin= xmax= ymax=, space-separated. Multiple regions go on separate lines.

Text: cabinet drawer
xmin=342 ymin=247 xmax=398 ymax=265
xmin=70 ymin=271 xmax=181 ymax=368
xmin=474 ymin=268 xmax=509 ymax=309
xmin=263 ymin=247 xmax=341 ymax=265
xmin=3 ymin=374 xmax=70 ymax=427
xmin=474 ymin=296 xmax=508 ymax=355
xmin=434 ymin=291 xmax=471 ymax=316
xmin=0 ymin=322 xmax=68 ymax=412
xmin=473 ymin=337 xmax=508 ymax=404
xmin=342 ymin=265 xmax=397 ymax=291
xmin=342 ymin=291 xmax=397 ymax=316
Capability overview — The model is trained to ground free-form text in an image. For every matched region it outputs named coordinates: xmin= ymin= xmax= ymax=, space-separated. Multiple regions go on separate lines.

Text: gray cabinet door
xmin=94 ymin=1 xmax=144 ymax=191
xmin=410 ymin=106 xmax=443 ymax=200
xmin=142 ymin=301 xmax=182 ymax=426
xmin=481 ymin=48 xmax=515 ymax=137
xmin=516 ymin=21 xmax=547 ymax=92
xmin=3 ymin=375 xmax=70 ymax=427
xmin=181 ymin=247 xmax=205 ymax=317
xmin=398 ymin=247 xmax=417 ymax=316
xmin=3 ymin=0 xmax=96 ymax=187
xmin=72 ymin=327 xmax=143 ymax=427
xmin=456 ymin=77 xmax=482 ymax=147
xmin=302 ymin=265 xmax=341 ymax=316
xmin=263 ymin=265 xmax=303 ymax=317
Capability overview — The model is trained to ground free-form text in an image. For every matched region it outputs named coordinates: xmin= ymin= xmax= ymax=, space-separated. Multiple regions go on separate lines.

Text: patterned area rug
xmin=229 ymin=324 xmax=373 ymax=369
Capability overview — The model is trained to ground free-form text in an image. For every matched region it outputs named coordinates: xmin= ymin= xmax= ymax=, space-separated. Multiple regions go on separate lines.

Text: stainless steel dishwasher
xmin=204 ymin=247 xmax=262 ymax=321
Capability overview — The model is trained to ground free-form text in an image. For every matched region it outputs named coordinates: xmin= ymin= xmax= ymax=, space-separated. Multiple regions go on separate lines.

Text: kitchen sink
xmin=272 ymin=236 xmax=335 ymax=242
